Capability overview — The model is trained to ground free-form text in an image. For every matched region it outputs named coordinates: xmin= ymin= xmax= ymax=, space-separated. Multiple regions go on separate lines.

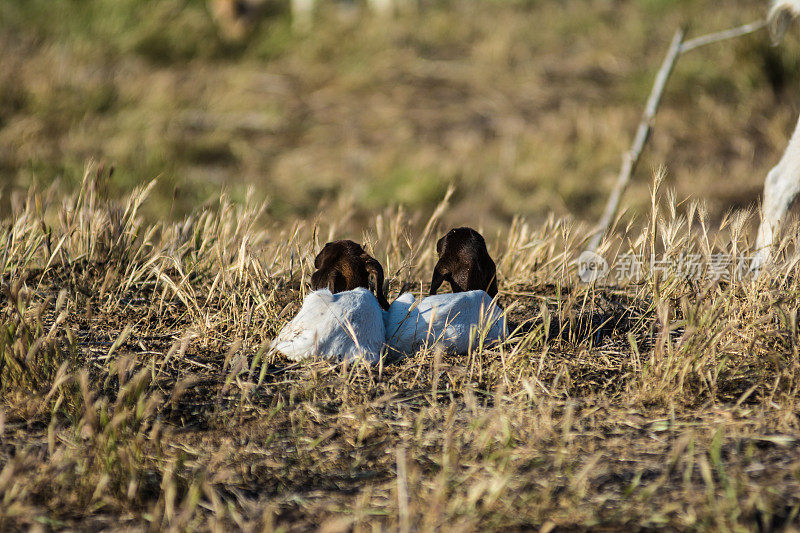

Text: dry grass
xmin=3 ymin=2 xmax=800 ymax=529
xmin=1 ymin=164 xmax=800 ymax=530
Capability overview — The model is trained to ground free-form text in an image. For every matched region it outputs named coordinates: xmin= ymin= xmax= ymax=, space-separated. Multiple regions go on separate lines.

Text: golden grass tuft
xmin=1 ymin=163 xmax=800 ymax=529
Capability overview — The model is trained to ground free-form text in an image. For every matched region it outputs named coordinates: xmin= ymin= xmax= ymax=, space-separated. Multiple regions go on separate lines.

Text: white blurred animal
xmin=384 ymin=291 xmax=507 ymax=356
xmin=210 ymin=0 xmax=402 ymax=37
xmin=292 ymin=0 xmax=400 ymax=31
xmin=752 ymin=0 xmax=800 ymax=270
xmin=270 ymin=288 xmax=386 ymax=363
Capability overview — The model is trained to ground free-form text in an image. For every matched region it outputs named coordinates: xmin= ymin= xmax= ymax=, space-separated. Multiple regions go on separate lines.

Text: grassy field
xmin=1 ymin=167 xmax=800 ymax=530
xmin=3 ymin=0 xmax=800 ymax=530
xmin=1 ymin=0 xmax=799 ymax=232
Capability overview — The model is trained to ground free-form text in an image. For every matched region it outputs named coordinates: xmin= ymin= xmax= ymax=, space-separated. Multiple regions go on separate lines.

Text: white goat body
xmin=752 ymin=1 xmax=800 ymax=271
xmin=384 ymin=290 xmax=507 ymax=356
xmin=754 ymin=114 xmax=800 ymax=268
xmin=270 ymin=288 xmax=386 ymax=363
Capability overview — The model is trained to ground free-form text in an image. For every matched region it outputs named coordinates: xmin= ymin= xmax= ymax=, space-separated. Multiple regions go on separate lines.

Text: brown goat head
xmin=430 ymin=227 xmax=498 ymax=297
xmin=311 ymin=240 xmax=390 ymax=310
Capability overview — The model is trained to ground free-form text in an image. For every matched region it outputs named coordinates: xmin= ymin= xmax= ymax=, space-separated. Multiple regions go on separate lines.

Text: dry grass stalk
xmin=0 ymin=164 xmax=799 ymax=530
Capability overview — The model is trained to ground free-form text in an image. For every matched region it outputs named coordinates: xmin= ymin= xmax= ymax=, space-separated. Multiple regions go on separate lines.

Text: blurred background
xmin=1 ymin=0 xmax=799 ymax=234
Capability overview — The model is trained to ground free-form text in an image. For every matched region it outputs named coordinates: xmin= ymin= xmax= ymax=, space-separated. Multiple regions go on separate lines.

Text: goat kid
xmin=384 ymin=290 xmax=507 ymax=356
xmin=270 ymin=288 xmax=386 ymax=363
xmin=311 ymin=240 xmax=390 ymax=310
xmin=430 ymin=227 xmax=498 ymax=298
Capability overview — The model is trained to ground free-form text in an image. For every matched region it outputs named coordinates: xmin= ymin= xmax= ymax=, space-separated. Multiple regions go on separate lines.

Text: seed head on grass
xmin=1 ymin=167 xmax=800 ymax=529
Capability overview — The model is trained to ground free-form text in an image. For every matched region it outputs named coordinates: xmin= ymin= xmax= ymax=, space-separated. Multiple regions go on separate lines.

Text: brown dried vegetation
xmin=1 ymin=166 xmax=800 ymax=530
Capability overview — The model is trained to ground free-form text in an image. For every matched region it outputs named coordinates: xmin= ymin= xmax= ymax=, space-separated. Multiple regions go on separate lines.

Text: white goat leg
xmin=291 ymin=0 xmax=314 ymax=31
xmin=368 ymin=0 xmax=394 ymax=17
xmin=751 ymin=0 xmax=800 ymax=271
xmin=752 ymin=114 xmax=800 ymax=270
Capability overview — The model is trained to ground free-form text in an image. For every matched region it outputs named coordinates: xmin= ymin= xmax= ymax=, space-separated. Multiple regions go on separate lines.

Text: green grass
xmin=1 ymin=0 xmax=799 ymax=232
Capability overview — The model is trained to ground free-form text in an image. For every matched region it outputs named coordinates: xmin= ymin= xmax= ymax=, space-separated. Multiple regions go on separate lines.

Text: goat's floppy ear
xmin=436 ymin=234 xmax=446 ymax=256
xmin=310 ymin=269 xmax=324 ymax=290
xmin=313 ymin=244 xmax=328 ymax=269
xmin=364 ymin=258 xmax=390 ymax=310
xmin=327 ymin=271 xmax=340 ymax=293
xmin=429 ymin=266 xmax=447 ymax=296
xmin=487 ymin=272 xmax=499 ymax=298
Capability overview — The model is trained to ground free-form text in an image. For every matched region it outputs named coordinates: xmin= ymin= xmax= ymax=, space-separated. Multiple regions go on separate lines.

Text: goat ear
xmin=364 ymin=258 xmax=390 ymax=310
xmin=313 ymin=245 xmax=328 ymax=269
xmin=436 ymin=234 xmax=445 ymax=256
xmin=327 ymin=274 xmax=338 ymax=293
xmin=487 ymin=274 xmax=499 ymax=298
xmin=367 ymin=272 xmax=377 ymax=293
xmin=429 ymin=267 xmax=446 ymax=296
xmin=310 ymin=270 xmax=322 ymax=290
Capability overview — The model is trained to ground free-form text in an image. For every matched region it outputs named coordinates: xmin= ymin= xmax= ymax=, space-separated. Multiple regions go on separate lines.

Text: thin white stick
xmin=586 ymin=29 xmax=684 ymax=252
xmin=585 ymin=20 xmax=768 ymax=255
xmin=680 ymin=20 xmax=766 ymax=54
